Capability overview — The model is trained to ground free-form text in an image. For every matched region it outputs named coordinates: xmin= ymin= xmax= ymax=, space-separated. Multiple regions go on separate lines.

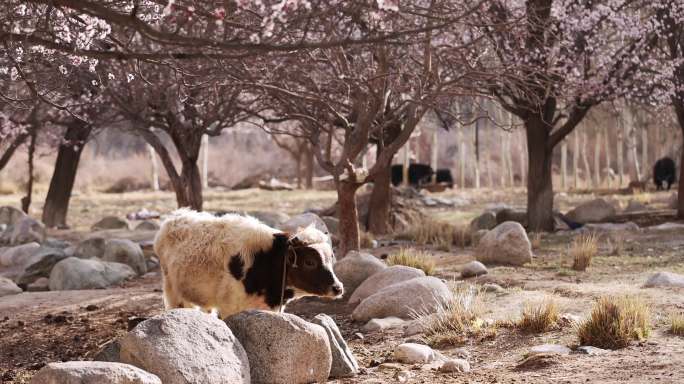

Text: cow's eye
xmin=303 ymin=258 xmax=317 ymax=269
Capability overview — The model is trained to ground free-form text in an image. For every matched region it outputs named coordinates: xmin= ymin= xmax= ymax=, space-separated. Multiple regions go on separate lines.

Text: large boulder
xmin=16 ymin=247 xmax=68 ymax=287
xmin=225 ymin=310 xmax=331 ymax=384
xmin=321 ymin=216 xmax=340 ymax=235
xmin=349 ymin=265 xmax=425 ymax=305
xmin=0 ymin=242 xmax=40 ymax=267
xmin=580 ymin=222 xmax=639 ymax=233
xmin=643 ymin=272 xmax=684 ymax=288
xmin=281 ymin=213 xmax=329 ymax=234
xmin=30 ymin=361 xmax=161 ymax=384
xmin=460 ymin=261 xmax=488 ymax=278
xmin=333 ymin=251 xmax=386 ymax=297
xmin=469 ymin=212 xmax=497 ymax=232
xmin=74 ymin=237 xmax=107 ymax=259
xmin=246 ymin=211 xmax=291 ymax=228
xmin=311 ymin=314 xmax=359 ymax=378
xmin=352 ymin=276 xmax=452 ymax=322
xmin=0 ymin=276 xmax=22 ymax=297
xmin=496 ymin=208 xmax=528 ymax=227
xmin=10 ymin=217 xmax=46 ymax=245
xmin=103 ymin=239 xmax=147 ymax=275
xmin=134 ymin=221 xmax=160 ymax=231
xmin=49 ymin=257 xmax=136 ymax=291
xmin=92 ymin=216 xmax=130 ymax=231
xmin=565 ymin=199 xmax=616 ymax=224
xmin=120 ymin=309 xmax=250 ymax=384
xmin=475 ymin=221 xmax=532 ymax=266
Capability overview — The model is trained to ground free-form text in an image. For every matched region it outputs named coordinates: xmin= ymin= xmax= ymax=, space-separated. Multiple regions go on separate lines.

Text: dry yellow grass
xmin=411 ymin=284 xmax=486 ymax=347
xmin=517 ymin=297 xmax=559 ymax=333
xmin=387 ymin=248 xmax=436 ymax=275
xmin=359 ymin=231 xmax=375 ymax=249
xmin=400 ymin=217 xmax=455 ymax=251
xmin=569 ymin=233 xmax=599 ymax=271
xmin=452 ymin=224 xmax=472 ymax=248
xmin=577 ymin=295 xmax=651 ymax=349
xmin=670 ymin=313 xmax=684 ymax=336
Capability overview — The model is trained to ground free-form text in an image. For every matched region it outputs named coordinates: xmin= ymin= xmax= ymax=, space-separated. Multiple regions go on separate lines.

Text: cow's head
xmin=283 ymin=226 xmax=343 ymax=298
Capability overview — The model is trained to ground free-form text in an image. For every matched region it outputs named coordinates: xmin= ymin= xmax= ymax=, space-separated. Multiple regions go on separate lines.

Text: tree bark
xmin=337 ymin=180 xmax=360 ymax=257
xmin=201 ymin=134 xmax=209 ymax=189
xmin=526 ymin=117 xmax=555 ymax=231
xmin=174 ymin=159 xmax=203 ymax=210
xmin=673 ymin=98 xmax=684 ymax=218
xmin=368 ymin=161 xmax=392 ymax=235
xmin=148 ymin=144 xmax=160 ymax=191
xmin=573 ymin=130 xmax=579 ymax=189
xmin=0 ymin=133 xmax=29 ymax=172
xmin=42 ymin=123 xmax=92 ymax=228
xmin=459 ymin=127 xmax=466 ymax=188
xmin=561 ymin=140 xmax=567 ymax=190
xmin=305 ymin=144 xmax=314 ymax=189
xmin=21 ymin=132 xmax=36 ymax=213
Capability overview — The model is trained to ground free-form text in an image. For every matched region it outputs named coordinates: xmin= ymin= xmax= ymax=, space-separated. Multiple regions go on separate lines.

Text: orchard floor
xmin=1 ymin=187 xmax=684 ymax=383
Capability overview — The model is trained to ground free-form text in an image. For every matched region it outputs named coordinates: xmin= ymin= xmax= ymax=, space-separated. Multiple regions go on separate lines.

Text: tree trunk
xmin=673 ymin=98 xmax=684 ymax=218
xmin=337 ymin=180 xmax=360 ymax=257
xmin=368 ymin=161 xmax=392 ymax=235
xmin=474 ymin=119 xmax=481 ymax=189
xmin=305 ymin=144 xmax=314 ymax=189
xmin=42 ymin=123 xmax=92 ymax=228
xmin=0 ymin=133 xmax=29 ymax=173
xmin=519 ymin=129 xmax=527 ymax=187
xmin=561 ymin=140 xmax=568 ymax=190
xmin=641 ymin=125 xmax=648 ymax=175
xmin=430 ymin=131 xmax=438 ymax=184
xmin=526 ymin=117 xmax=555 ymax=231
xmin=459 ymin=127 xmax=466 ymax=188
xmin=21 ymin=132 xmax=36 ymax=213
xmin=402 ymin=142 xmax=410 ymax=187
xmin=573 ymin=130 xmax=579 ymax=189
xmin=175 ymin=159 xmax=203 ymax=210
xmin=201 ymin=135 xmax=209 ymax=189
xmin=148 ymin=144 xmax=160 ymax=191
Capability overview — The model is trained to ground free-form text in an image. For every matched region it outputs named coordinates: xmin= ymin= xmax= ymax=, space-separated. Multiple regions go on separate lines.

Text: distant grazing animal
xmin=653 ymin=157 xmax=676 ymax=191
xmin=391 ymin=163 xmax=435 ymax=187
xmin=154 ymin=209 xmax=343 ymax=319
xmin=435 ymin=169 xmax=454 ymax=188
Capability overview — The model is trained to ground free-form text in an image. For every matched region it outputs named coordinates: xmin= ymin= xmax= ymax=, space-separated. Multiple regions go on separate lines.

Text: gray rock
xmin=49 ymin=257 xmax=136 ymax=291
xmin=643 ymin=271 xmax=684 ymax=288
xmin=576 ymin=346 xmax=607 ymax=355
xmin=333 ymin=251 xmax=386 ymax=297
xmin=10 ymin=217 xmax=46 ymax=245
xmin=0 ymin=276 xmax=22 ymax=297
xmin=349 ymin=265 xmax=425 ymax=305
xmin=0 ymin=242 xmax=40 ymax=267
xmin=362 ymin=317 xmax=406 ymax=332
xmin=394 ymin=343 xmax=441 ymax=364
xmin=581 ymin=222 xmax=639 ymax=233
xmin=0 ymin=205 xmax=27 ymax=227
xmin=246 ymin=211 xmax=290 ymax=228
xmin=469 ymin=212 xmax=497 ymax=232
xmin=134 ymin=221 xmax=159 ymax=231
xmin=647 ymin=222 xmax=684 ymax=231
xmin=475 ymin=221 xmax=532 ymax=266
xmin=321 ymin=216 xmax=340 ymax=235
xmin=92 ymin=216 xmax=130 ymax=231
xmin=566 ymin=199 xmax=616 ymax=224
xmin=226 ymin=310 xmax=330 ymax=384
xmin=481 ymin=283 xmax=505 ymax=293
xmin=93 ymin=339 xmax=121 ymax=362
xmin=16 ymin=247 xmax=68 ymax=287
xmin=30 ymin=361 xmax=161 ymax=384
xmin=121 ymin=309 xmax=250 ymax=384
xmin=103 ymin=239 xmax=147 ymax=275
xmin=27 ymin=277 xmax=50 ymax=292
xmin=471 ymin=229 xmax=488 ymax=246
xmin=402 ymin=320 xmax=426 ymax=337
xmin=145 ymin=257 xmax=159 ymax=272
xmin=439 ymin=358 xmax=471 ymax=373
xmin=496 ymin=208 xmax=528 ymax=227
xmin=352 ymin=276 xmax=452 ymax=322
xmin=311 ymin=314 xmax=359 ymax=378
xmin=528 ymin=344 xmax=571 ymax=356
xmin=74 ymin=237 xmax=107 ymax=259
xmin=460 ymin=261 xmax=488 ymax=278
xmin=43 ymin=238 xmax=71 ymax=249
xmin=281 ymin=213 xmax=329 ymax=235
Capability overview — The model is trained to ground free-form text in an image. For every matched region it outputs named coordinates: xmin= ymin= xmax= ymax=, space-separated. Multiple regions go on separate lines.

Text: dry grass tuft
xmin=387 ymin=248 xmax=436 ymax=275
xmin=530 ymin=232 xmax=543 ymax=250
xmin=412 ymin=284 xmax=488 ymax=347
xmin=577 ymin=295 xmax=651 ymax=349
xmin=606 ymin=233 xmax=625 ymax=256
xmin=359 ymin=231 xmax=375 ymax=249
xmin=569 ymin=233 xmax=598 ymax=271
xmin=452 ymin=224 xmax=472 ymax=248
xmin=669 ymin=313 xmax=684 ymax=336
xmin=400 ymin=217 xmax=455 ymax=251
xmin=517 ymin=297 xmax=560 ymax=333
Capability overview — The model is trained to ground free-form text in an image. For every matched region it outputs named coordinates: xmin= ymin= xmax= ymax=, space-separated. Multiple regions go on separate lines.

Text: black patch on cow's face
xmin=228 ymin=254 xmax=244 ymax=280
xmin=287 ymin=246 xmax=341 ymax=296
xmin=242 ymin=233 xmax=293 ymax=308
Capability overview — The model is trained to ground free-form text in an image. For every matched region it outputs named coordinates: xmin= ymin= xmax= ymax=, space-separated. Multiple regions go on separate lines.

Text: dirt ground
xmin=1 ymin=187 xmax=683 ymax=383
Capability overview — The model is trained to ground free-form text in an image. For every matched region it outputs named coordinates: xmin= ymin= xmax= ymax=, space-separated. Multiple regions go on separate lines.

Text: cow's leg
xmin=162 ymin=278 xmax=186 ymax=309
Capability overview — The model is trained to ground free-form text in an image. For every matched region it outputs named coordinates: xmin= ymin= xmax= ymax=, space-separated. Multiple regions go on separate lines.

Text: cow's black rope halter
xmin=278 ymin=245 xmax=298 ymax=313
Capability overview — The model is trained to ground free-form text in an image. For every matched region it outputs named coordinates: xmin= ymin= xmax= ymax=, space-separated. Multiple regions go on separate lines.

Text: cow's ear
xmin=272 ymin=233 xmax=289 ymax=254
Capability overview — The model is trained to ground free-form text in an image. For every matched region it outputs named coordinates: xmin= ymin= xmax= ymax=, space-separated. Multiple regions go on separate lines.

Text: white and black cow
xmin=154 ymin=209 xmax=343 ymax=319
